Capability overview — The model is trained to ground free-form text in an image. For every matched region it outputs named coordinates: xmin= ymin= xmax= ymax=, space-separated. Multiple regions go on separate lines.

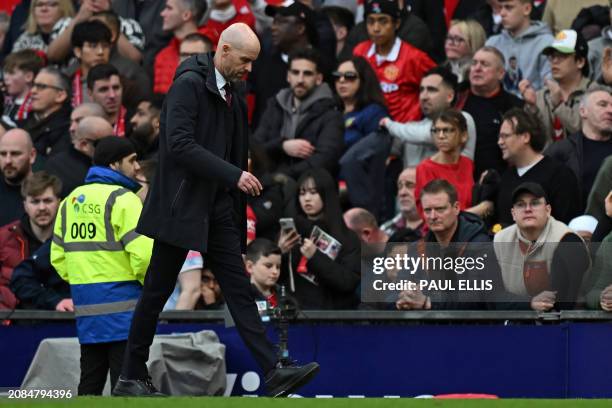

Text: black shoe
xmin=112 ymin=376 xmax=167 ymax=397
xmin=265 ymin=361 xmax=320 ymax=397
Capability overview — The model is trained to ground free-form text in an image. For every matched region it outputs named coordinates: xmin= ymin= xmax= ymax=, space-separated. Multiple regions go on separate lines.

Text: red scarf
xmin=113 ymin=106 xmax=126 ymax=137
xmin=16 ymin=91 xmax=33 ymax=121
xmin=267 ymin=293 xmax=278 ymax=308
xmin=72 ymin=69 xmax=83 ymax=108
xmin=444 ymin=0 xmax=460 ymax=28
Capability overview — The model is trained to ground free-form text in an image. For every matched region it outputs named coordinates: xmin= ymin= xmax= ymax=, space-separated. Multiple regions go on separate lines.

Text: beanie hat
xmin=93 ymin=136 xmax=137 ymax=166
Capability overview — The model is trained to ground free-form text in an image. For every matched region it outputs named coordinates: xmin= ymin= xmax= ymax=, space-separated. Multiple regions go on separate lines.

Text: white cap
xmin=568 ymin=215 xmax=598 ymax=234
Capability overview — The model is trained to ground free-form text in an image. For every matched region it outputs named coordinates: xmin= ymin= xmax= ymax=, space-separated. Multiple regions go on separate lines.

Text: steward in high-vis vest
xmin=51 ymin=137 xmax=152 ymax=396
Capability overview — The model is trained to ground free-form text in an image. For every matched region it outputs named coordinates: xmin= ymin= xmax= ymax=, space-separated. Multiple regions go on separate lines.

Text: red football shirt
xmin=354 ymin=38 xmax=435 ymax=123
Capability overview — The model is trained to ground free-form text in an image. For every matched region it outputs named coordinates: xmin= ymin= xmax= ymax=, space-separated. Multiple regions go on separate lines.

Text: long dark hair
xmin=335 ymin=56 xmax=387 ymax=112
xmin=295 ymin=168 xmax=350 ymax=242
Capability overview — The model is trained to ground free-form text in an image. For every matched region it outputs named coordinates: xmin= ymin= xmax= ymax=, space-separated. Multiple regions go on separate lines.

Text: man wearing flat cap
xmin=493 ymin=182 xmax=590 ymax=312
xmin=51 ymin=136 xmax=153 ymax=396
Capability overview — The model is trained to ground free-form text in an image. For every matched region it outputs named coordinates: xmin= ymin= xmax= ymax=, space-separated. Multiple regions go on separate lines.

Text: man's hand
xmin=300 ymin=238 xmax=317 ymax=259
xmin=603 ymin=47 xmax=612 ymax=84
xmin=282 ymin=139 xmax=315 ymax=159
xmin=396 ymin=289 xmax=428 ymax=310
xmin=278 ymin=229 xmax=301 ymax=254
xmin=545 ymin=78 xmax=563 ymax=108
xmin=605 ymin=190 xmax=612 ymax=218
xmin=55 ymin=298 xmax=74 ymax=312
xmin=600 ymin=285 xmax=612 ymax=311
xmin=379 ymin=117 xmax=391 ymax=128
xmin=531 ymin=290 xmax=556 ymax=312
xmin=237 ymin=171 xmax=262 ymax=196
xmin=519 ymin=79 xmax=537 ymax=106
xmin=74 ymin=0 xmax=95 ymax=22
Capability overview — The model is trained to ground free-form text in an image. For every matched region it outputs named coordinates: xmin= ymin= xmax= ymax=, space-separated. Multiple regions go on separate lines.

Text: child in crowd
xmin=246 ymin=238 xmax=281 ymax=308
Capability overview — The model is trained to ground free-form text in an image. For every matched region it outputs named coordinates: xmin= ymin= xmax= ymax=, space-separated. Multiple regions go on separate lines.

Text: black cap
xmin=364 ymin=0 xmax=400 ymax=19
xmin=511 ymin=182 xmax=548 ymax=204
xmin=265 ymin=2 xmax=319 ymax=46
xmin=93 ymin=136 xmax=137 ymax=167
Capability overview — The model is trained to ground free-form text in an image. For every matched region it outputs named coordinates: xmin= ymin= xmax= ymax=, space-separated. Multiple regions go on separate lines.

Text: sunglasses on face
xmin=332 ymin=71 xmax=359 ymax=81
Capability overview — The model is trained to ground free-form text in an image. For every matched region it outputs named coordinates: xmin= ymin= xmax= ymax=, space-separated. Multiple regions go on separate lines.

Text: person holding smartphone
xmin=277 ymin=168 xmax=360 ymax=310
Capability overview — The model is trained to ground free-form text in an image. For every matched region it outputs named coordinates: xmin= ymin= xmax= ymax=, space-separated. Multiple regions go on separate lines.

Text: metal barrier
xmin=3 ymin=309 xmax=612 ymax=321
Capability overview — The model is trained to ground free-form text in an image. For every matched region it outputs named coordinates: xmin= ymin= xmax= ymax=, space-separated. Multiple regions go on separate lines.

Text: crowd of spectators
xmin=1 ymin=0 xmax=612 ymax=316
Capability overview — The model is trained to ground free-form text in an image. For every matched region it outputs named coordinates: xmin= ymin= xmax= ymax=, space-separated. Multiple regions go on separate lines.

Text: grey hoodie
xmin=275 ymin=83 xmax=335 ymax=140
xmin=588 ymin=26 xmax=612 ymax=81
xmin=486 ymin=21 xmax=554 ymax=96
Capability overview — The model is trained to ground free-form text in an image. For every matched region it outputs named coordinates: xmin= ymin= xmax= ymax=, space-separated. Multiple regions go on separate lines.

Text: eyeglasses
xmin=332 ymin=71 xmax=359 ymax=82
xmin=430 ymin=127 xmax=457 ymax=136
xmin=513 ymin=199 xmax=545 ymax=211
xmin=32 ymin=82 xmax=64 ymax=92
xmin=445 ymin=35 xmax=466 ymax=45
xmin=546 ymin=52 xmax=573 ymax=62
xmin=34 ymin=1 xmax=59 ymax=8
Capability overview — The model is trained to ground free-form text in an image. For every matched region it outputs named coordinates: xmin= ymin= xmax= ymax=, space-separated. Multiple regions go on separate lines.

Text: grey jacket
xmin=486 ymin=21 xmax=554 ymax=94
xmin=588 ymin=26 xmax=612 ymax=81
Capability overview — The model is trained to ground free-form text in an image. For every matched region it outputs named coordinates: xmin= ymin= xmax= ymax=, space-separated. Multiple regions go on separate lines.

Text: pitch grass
xmin=2 ymin=398 xmax=612 ymax=408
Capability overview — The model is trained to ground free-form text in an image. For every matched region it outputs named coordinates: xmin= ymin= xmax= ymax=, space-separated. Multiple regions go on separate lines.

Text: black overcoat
xmin=137 ymin=53 xmax=248 ymax=253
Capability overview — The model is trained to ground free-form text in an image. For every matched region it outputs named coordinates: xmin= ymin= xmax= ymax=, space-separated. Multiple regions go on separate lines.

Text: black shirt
xmin=0 ymin=177 xmax=24 ymax=227
xmin=496 ymin=156 xmax=581 ymax=226
xmin=462 ymin=89 xmax=524 ymax=179
xmin=582 ymin=138 xmax=612 ymax=205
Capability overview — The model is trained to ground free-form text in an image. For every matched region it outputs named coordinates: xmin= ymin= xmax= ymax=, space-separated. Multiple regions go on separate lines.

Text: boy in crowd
xmin=245 ymin=238 xmax=281 ymax=308
xmin=1 ymin=50 xmax=45 ymax=128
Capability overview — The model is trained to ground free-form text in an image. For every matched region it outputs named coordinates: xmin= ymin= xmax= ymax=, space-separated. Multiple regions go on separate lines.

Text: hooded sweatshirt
xmin=486 ymin=21 xmax=554 ymax=96
xmin=276 ymin=83 xmax=335 ymax=140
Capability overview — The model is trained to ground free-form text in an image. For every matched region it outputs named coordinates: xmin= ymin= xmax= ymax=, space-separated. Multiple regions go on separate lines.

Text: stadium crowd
xmin=2 ymin=0 xmax=612 ymax=322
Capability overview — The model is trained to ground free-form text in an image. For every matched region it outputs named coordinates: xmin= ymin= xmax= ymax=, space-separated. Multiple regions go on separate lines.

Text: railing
xmin=2 ymin=309 xmax=612 ymax=321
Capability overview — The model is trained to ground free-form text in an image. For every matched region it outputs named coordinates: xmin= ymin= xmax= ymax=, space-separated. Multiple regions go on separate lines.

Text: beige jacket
xmin=532 ymin=77 xmax=592 ymax=145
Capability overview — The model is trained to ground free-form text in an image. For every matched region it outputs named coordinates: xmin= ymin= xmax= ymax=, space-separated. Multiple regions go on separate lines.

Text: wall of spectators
xmin=1 ymin=0 xmax=612 ymax=315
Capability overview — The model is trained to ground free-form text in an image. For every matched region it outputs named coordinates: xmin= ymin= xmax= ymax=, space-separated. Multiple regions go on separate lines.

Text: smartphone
xmin=279 ymin=218 xmax=297 ymax=234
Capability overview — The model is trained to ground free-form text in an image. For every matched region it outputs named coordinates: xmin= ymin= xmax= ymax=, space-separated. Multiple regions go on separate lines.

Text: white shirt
xmin=215 ymin=67 xmax=228 ymax=102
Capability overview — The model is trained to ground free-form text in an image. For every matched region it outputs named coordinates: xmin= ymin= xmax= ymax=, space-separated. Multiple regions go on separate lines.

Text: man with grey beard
xmin=0 ymin=129 xmax=36 ymax=226
xmin=545 ymin=85 xmax=612 ymax=211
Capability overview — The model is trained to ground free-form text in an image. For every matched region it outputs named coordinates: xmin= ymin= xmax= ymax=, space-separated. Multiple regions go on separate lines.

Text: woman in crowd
xmin=414 ymin=109 xmax=474 ymax=215
xmin=277 ymin=168 xmax=360 ymax=310
xmin=336 ymin=56 xmax=389 ymax=219
xmin=443 ymin=19 xmax=486 ymax=83
xmin=12 ymin=0 xmax=74 ymax=53
xmin=334 ymin=55 xmax=387 ymax=150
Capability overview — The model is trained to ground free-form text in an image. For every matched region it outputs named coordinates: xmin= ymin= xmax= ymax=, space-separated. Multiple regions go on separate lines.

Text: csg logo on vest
xmin=71 ymin=194 xmax=101 ymax=215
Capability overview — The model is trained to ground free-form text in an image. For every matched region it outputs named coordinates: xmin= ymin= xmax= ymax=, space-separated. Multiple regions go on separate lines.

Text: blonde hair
xmin=25 ymin=0 xmax=75 ymax=35
xmin=449 ymin=19 xmax=487 ymax=57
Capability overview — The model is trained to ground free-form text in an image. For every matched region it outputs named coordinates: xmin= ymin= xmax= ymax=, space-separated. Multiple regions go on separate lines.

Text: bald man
xmin=45 ymin=117 xmax=114 ymax=197
xmin=0 ymin=129 xmax=36 ymax=226
xmin=115 ymin=23 xmax=319 ymax=397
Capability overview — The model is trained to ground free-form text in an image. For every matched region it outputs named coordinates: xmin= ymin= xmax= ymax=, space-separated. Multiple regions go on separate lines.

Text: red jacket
xmin=153 ymin=26 xmax=220 ymax=94
xmin=0 ymin=220 xmax=29 ymax=309
xmin=205 ymin=0 xmax=256 ymax=34
xmin=354 ymin=38 xmax=435 ymax=123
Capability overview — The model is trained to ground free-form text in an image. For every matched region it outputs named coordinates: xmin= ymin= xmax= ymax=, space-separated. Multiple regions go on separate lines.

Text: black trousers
xmin=121 ymin=193 xmax=277 ymax=380
xmin=79 ymin=340 xmax=126 ymax=395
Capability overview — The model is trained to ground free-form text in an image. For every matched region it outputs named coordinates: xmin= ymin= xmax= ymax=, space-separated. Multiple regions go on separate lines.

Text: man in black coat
xmin=10 ymin=240 xmax=72 ymax=311
xmin=113 ymin=23 xmax=318 ymax=398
